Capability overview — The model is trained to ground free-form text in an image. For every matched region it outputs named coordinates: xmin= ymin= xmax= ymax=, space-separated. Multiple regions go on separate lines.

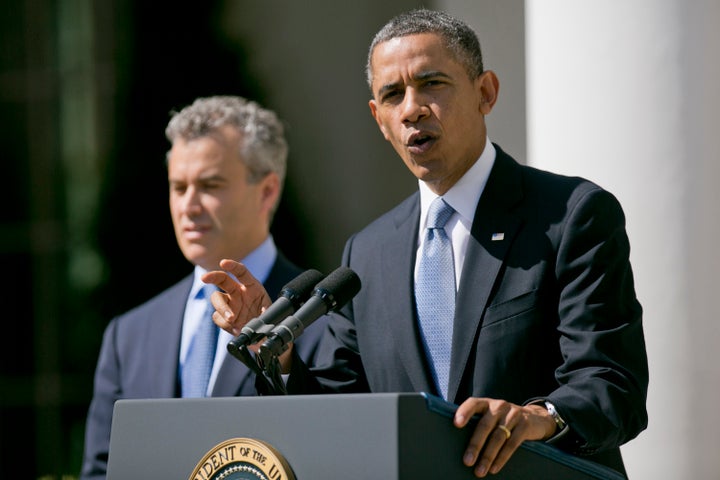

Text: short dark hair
xmin=366 ymin=9 xmax=484 ymax=89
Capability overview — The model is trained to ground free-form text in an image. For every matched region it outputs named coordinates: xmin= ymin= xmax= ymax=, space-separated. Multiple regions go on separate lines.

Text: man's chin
xmin=180 ymin=245 xmax=213 ymax=269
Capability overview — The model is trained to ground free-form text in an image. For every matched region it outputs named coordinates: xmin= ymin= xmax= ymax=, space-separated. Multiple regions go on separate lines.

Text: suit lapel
xmin=146 ymin=276 xmax=193 ymax=397
xmin=447 ymin=148 xmax=525 ymax=402
xmin=382 ymin=194 xmax=436 ymax=393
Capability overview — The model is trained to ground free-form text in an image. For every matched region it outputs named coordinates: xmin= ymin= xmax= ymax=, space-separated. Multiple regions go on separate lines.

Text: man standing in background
xmin=80 ymin=96 xmax=327 ymax=479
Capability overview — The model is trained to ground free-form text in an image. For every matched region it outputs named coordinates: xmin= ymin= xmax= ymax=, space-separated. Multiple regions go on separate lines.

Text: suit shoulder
xmin=110 ymin=275 xmax=192 ymax=329
xmin=516 ymin=162 xmax=623 ymax=211
xmin=521 ymin=162 xmax=599 ymax=193
xmin=490 ymin=148 xmax=627 ymax=230
xmin=510 ymin=162 xmax=628 ymax=238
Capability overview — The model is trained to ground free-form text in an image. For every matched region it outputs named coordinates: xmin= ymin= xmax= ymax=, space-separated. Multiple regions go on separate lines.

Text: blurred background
xmin=2 ymin=0 xmax=719 ymax=478
xmin=0 ymin=1 xmax=431 ymax=476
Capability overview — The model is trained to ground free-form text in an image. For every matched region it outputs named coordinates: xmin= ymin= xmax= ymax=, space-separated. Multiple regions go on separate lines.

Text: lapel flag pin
xmin=491 ymin=233 xmax=505 ymax=241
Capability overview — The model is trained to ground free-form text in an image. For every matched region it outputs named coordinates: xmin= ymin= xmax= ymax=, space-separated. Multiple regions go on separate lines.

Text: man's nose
xmin=181 ymin=187 xmax=202 ymax=215
xmin=401 ymin=88 xmax=430 ymax=124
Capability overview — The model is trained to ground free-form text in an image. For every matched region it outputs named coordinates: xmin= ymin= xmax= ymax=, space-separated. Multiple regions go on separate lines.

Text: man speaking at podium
xmin=204 ymin=10 xmax=648 ymax=478
xmin=80 ymin=96 xmax=328 ymax=479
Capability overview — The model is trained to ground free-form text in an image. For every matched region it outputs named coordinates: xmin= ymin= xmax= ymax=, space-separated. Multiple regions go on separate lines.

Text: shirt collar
xmin=418 ymin=139 xmax=496 ymax=227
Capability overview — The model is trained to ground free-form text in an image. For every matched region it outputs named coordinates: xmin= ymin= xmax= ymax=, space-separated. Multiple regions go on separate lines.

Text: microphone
xmin=226 ymin=269 xmax=325 ymax=355
xmin=258 ymin=266 xmax=361 ymax=361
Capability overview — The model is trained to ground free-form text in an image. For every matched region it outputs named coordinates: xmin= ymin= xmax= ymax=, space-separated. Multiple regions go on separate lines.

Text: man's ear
xmin=477 ymin=70 xmax=500 ymax=115
xmin=259 ymin=172 xmax=281 ymax=215
xmin=369 ymin=99 xmax=391 ymax=141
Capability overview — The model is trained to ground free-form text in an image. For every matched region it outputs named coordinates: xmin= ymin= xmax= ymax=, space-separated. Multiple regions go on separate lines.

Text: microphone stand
xmin=227 ymin=344 xmax=285 ymax=395
xmin=256 ymin=345 xmax=288 ymax=395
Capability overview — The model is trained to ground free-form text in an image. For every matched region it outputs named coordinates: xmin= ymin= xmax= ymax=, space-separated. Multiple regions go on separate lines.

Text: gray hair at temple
xmin=365 ymin=9 xmax=484 ymax=89
xmin=165 ymin=96 xmax=288 ymax=189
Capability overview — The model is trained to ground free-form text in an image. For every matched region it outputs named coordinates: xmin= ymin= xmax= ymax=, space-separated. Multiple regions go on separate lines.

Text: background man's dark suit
xmin=292 ymin=146 xmax=648 ymax=473
xmin=82 ymin=253 xmax=328 ymax=479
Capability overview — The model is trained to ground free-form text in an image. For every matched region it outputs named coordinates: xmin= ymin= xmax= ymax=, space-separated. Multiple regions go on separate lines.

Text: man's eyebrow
xmin=169 ymin=173 xmax=226 ymax=185
xmin=378 ymin=81 xmax=403 ymax=98
xmin=377 ymin=71 xmax=452 ymax=97
xmin=197 ymin=173 xmax=226 ymax=183
xmin=413 ymin=70 xmax=451 ymax=82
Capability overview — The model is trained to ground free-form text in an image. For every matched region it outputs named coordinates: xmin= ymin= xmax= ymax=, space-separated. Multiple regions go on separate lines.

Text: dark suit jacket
xmin=80 ymin=252 xmax=327 ymax=479
xmin=289 ymin=146 xmax=648 ymax=473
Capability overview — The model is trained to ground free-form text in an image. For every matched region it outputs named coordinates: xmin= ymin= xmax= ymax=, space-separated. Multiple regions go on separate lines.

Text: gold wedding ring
xmin=497 ymin=424 xmax=512 ymax=439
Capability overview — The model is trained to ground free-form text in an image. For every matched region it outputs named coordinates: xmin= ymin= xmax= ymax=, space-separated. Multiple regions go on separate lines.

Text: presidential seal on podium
xmin=188 ymin=438 xmax=296 ymax=480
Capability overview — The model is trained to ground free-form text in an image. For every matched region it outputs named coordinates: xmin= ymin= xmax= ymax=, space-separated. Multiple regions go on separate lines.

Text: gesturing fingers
xmin=217 ymin=259 xmax=272 ymax=316
xmin=201 ymin=259 xmax=272 ymax=336
xmin=203 ymin=260 xmax=249 ymax=295
xmin=208 ymin=291 xmax=238 ymax=335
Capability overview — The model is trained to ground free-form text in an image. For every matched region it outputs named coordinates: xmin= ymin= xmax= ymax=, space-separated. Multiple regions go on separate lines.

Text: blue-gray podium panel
xmin=106 ymin=393 xmax=624 ymax=479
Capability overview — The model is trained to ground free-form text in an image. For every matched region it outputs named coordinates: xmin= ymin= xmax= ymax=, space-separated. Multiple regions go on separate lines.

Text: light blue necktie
xmin=182 ymin=285 xmax=219 ymax=398
xmin=415 ymin=197 xmax=456 ymax=400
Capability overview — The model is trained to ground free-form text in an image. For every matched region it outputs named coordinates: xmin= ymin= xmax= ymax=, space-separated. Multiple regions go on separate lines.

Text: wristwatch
xmin=544 ymin=401 xmax=568 ymax=434
xmin=525 ymin=398 xmax=570 ymax=442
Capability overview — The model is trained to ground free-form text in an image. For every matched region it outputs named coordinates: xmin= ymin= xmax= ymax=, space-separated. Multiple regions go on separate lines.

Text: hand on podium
xmin=454 ymin=397 xmax=557 ymax=477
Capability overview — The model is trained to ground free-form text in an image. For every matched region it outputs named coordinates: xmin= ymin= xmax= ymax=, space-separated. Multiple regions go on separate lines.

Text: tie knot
xmin=426 ymin=197 xmax=455 ymax=229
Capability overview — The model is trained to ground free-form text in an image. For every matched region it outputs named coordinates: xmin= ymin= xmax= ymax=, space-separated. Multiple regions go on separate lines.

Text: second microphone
xmin=258 ymin=266 xmax=362 ymax=361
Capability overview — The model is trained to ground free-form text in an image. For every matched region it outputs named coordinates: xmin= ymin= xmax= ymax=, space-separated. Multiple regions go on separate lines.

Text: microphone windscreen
xmin=314 ymin=266 xmax=362 ymax=310
xmin=280 ymin=269 xmax=325 ymax=302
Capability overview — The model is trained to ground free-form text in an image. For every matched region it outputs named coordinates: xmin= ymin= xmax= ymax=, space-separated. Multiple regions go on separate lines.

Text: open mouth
xmin=412 ymin=135 xmax=432 ymax=146
xmin=407 ymin=132 xmax=436 ymax=153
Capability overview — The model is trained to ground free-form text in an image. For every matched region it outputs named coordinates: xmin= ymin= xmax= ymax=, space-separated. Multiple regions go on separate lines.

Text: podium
xmin=106 ymin=393 xmax=625 ymax=479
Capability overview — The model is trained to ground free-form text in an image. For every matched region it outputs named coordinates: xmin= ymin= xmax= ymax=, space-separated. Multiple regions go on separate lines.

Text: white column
xmin=526 ymin=1 xmax=720 ymax=478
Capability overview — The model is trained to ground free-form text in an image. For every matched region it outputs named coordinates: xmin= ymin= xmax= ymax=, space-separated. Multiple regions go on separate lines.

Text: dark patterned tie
xmin=182 ymin=285 xmax=219 ymax=398
xmin=415 ymin=197 xmax=456 ymax=399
